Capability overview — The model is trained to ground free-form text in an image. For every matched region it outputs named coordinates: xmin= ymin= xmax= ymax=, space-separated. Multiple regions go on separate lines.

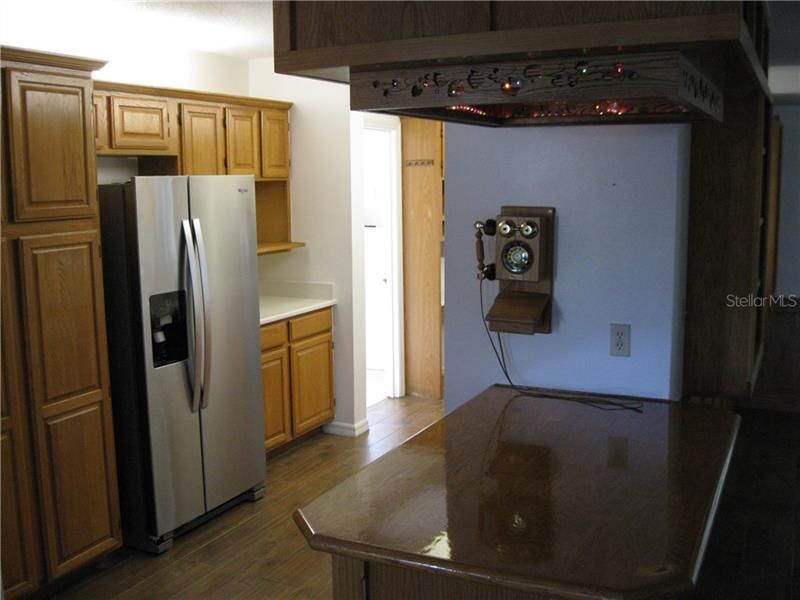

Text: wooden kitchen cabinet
xmin=93 ymin=92 xmax=110 ymax=151
xmin=19 ymin=230 xmax=121 ymax=578
xmin=260 ymin=308 xmax=335 ymax=451
xmin=92 ymin=81 xmax=300 ymax=255
xmin=110 ymin=94 xmax=175 ymax=152
xmin=260 ymin=108 xmax=290 ymax=179
xmin=1 ymin=238 xmax=42 ymax=599
xmin=291 ymin=331 xmax=335 ymax=436
xmin=1 ymin=47 xmax=121 ymax=596
xmin=262 ymin=346 xmax=292 ymax=450
xmin=5 ymin=69 xmax=97 ymax=222
xmin=225 ymin=106 xmax=260 ymax=175
xmin=180 ymin=103 xmax=225 ymax=175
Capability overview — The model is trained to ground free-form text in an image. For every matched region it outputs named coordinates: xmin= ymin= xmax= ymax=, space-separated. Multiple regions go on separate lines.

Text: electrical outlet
xmin=610 ymin=324 xmax=631 ymax=357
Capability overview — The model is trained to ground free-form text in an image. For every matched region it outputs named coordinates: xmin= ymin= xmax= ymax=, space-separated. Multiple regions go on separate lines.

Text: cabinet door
xmin=19 ymin=230 xmax=121 ymax=578
xmin=110 ymin=95 xmax=171 ymax=150
xmin=290 ymin=332 xmax=335 ymax=436
xmin=5 ymin=70 xmax=96 ymax=222
xmin=260 ymin=109 xmax=289 ymax=179
xmin=262 ymin=346 xmax=292 ymax=450
xmin=225 ymin=107 xmax=260 ymax=175
xmin=181 ymin=103 xmax=225 ymax=175
xmin=1 ymin=239 xmax=41 ymax=598
xmin=93 ymin=93 xmax=110 ymax=151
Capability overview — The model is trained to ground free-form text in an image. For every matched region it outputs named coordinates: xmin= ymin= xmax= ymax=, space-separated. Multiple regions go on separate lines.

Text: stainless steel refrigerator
xmin=99 ymin=175 xmax=265 ymax=553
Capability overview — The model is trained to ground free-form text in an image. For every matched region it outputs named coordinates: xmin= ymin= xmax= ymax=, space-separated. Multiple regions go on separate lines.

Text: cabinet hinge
xmin=177 ymin=112 xmax=182 ymax=126
xmin=223 ymin=157 xmax=228 ymax=169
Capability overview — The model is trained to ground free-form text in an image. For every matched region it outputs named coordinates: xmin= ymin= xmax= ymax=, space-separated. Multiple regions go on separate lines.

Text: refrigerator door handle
xmin=182 ymin=218 xmax=204 ymax=414
xmin=192 ymin=218 xmax=212 ymax=409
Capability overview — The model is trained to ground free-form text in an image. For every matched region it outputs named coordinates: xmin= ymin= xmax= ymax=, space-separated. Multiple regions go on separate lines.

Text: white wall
xmin=95 ymin=49 xmax=248 ymax=96
xmin=250 ymin=58 xmax=366 ymax=435
xmin=444 ymin=124 xmax=690 ymax=412
xmin=775 ymin=104 xmax=800 ymax=295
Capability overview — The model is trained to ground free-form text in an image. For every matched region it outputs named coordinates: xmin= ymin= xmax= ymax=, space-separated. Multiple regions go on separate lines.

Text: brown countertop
xmin=295 ymin=385 xmax=740 ymax=599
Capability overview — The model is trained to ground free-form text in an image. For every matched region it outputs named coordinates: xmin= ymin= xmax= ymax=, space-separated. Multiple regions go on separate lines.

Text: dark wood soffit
xmin=93 ymin=81 xmax=293 ymax=111
xmin=0 ymin=45 xmax=106 ymax=73
xmin=274 ymin=13 xmax=742 ymax=83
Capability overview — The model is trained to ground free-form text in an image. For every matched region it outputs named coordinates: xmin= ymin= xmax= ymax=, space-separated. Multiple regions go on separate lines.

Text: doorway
xmin=361 ymin=114 xmax=404 ymax=407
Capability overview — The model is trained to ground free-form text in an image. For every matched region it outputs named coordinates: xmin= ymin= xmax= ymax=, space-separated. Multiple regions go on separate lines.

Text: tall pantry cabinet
xmin=1 ymin=47 xmax=121 ymax=598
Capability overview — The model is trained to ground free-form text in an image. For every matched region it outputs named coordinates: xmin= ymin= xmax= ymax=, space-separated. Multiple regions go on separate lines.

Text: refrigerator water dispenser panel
xmin=150 ymin=291 xmax=188 ymax=368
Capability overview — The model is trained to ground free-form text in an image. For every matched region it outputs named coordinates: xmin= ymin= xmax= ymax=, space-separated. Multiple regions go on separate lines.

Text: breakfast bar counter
xmin=294 ymin=385 xmax=740 ymax=600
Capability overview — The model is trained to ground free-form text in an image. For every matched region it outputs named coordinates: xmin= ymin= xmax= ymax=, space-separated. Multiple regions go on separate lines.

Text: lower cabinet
xmin=1 ymin=239 xmax=41 ymax=599
xmin=261 ymin=308 xmax=335 ymax=451
xmin=262 ymin=346 xmax=292 ymax=450
xmin=291 ymin=332 xmax=334 ymax=436
xmin=1 ymin=231 xmax=121 ymax=596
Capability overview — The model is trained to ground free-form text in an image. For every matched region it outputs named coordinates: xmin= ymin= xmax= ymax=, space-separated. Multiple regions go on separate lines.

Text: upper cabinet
xmin=5 ymin=69 xmax=96 ymax=222
xmin=225 ymin=106 xmax=261 ymax=176
xmin=91 ymin=81 xmax=300 ymax=254
xmin=92 ymin=91 xmax=178 ymax=155
xmin=109 ymin=95 xmax=176 ymax=152
xmin=93 ymin=82 xmax=292 ymax=181
xmin=93 ymin=92 xmax=110 ymax=151
xmin=180 ymin=103 xmax=225 ymax=175
xmin=261 ymin=108 xmax=290 ymax=179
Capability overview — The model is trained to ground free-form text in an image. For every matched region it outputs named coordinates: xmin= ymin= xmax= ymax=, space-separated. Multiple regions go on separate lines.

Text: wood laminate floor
xmin=47 ymin=398 xmax=800 ymax=600
xmin=49 ymin=395 xmax=443 ymax=600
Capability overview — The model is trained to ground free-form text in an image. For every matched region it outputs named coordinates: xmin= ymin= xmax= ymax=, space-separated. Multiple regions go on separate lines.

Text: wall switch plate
xmin=610 ymin=324 xmax=631 ymax=357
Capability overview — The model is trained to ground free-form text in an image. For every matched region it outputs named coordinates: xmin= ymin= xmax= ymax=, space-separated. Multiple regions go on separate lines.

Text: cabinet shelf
xmin=258 ymin=241 xmax=306 ymax=255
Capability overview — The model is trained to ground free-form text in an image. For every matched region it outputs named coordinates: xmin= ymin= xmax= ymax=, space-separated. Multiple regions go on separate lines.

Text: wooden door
xmin=93 ymin=93 xmax=110 ymax=151
xmin=290 ymin=332 xmax=334 ymax=435
xmin=401 ymin=118 xmax=443 ymax=399
xmin=181 ymin=103 xmax=225 ymax=175
xmin=225 ymin=107 xmax=260 ymax=175
xmin=1 ymin=239 xmax=41 ymax=598
xmin=110 ymin=95 xmax=171 ymax=150
xmin=260 ymin=109 xmax=290 ymax=179
xmin=5 ymin=69 xmax=96 ymax=222
xmin=18 ymin=230 xmax=121 ymax=578
xmin=262 ymin=346 xmax=292 ymax=450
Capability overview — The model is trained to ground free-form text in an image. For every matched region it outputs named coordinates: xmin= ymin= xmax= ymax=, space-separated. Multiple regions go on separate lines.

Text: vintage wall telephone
xmin=475 ymin=206 xmax=555 ymax=334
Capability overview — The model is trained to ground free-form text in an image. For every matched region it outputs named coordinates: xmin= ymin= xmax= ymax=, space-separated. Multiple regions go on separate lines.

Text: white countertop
xmin=258 ymin=281 xmax=336 ymax=325
xmin=259 ymin=296 xmax=336 ymax=325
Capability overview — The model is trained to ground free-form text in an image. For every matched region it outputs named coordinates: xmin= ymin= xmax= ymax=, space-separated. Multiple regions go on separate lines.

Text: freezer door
xmin=188 ymin=176 xmax=265 ymax=510
xmin=132 ymin=176 xmax=206 ymax=535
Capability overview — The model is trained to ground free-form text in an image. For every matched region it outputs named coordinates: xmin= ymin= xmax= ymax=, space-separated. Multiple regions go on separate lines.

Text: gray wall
xmin=775 ymin=104 xmax=800 ymax=295
xmin=443 ymin=124 xmax=691 ymax=412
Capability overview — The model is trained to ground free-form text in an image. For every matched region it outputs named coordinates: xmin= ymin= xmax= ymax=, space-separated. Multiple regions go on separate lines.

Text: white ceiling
xmin=130 ymin=1 xmax=274 ymax=58
xmin=1 ymin=0 xmax=275 ymax=59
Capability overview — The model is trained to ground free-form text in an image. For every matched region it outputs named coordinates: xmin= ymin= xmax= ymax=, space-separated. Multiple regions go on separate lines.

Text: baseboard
xmin=323 ymin=418 xmax=370 ymax=438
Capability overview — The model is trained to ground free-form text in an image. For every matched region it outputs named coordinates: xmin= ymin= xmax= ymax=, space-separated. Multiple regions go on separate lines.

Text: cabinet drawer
xmin=289 ymin=308 xmax=332 ymax=342
xmin=260 ymin=321 xmax=288 ymax=350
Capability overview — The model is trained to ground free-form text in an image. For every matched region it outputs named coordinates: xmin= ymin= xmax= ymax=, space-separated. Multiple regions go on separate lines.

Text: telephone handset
xmin=474 ymin=206 xmax=555 ymax=335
